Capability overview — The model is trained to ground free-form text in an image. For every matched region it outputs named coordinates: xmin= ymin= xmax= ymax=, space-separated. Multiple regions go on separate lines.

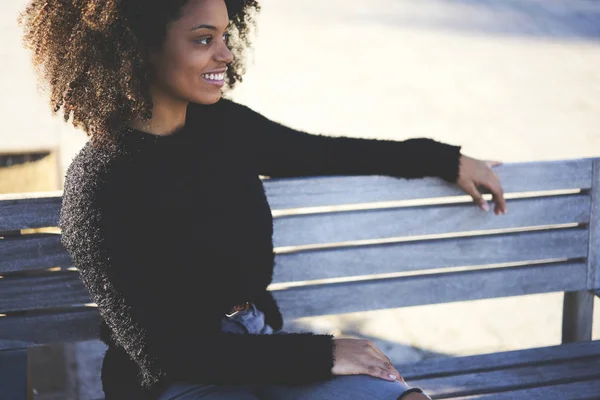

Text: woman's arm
xmin=59 ymin=152 xmax=336 ymax=388
xmin=226 ymin=100 xmax=462 ymax=182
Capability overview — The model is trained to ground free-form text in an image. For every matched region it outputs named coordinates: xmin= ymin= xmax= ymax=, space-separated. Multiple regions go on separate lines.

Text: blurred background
xmin=1 ymin=0 xmax=599 ymax=398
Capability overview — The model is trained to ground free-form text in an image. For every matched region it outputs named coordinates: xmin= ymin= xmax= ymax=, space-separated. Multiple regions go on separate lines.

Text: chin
xmin=191 ymin=91 xmax=222 ymax=105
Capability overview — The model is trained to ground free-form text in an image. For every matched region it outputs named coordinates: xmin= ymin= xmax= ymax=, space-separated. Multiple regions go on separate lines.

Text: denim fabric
xmin=157 ymin=303 xmax=426 ymax=400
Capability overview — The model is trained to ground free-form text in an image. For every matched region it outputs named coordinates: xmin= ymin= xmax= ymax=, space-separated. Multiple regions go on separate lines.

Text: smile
xmin=201 ymin=72 xmax=225 ymax=84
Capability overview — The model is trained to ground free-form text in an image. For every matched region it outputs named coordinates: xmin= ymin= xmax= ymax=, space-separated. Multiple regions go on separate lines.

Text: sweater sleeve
xmin=229 ymin=101 xmax=462 ymax=183
xmin=59 ymin=152 xmax=336 ymax=390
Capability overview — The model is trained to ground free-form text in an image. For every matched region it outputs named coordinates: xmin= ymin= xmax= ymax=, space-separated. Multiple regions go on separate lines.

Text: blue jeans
xmin=157 ymin=303 xmax=426 ymax=399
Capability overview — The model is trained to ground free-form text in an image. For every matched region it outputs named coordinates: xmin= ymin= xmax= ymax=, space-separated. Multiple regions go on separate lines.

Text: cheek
xmin=161 ymin=50 xmax=210 ymax=92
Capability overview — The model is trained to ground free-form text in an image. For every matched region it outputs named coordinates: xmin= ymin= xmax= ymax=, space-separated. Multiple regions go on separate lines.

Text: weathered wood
xmin=0 ymin=233 xmax=72 ymax=274
xmin=451 ymin=378 xmax=600 ymax=399
xmin=4 ymin=261 xmax=585 ymax=319
xmin=0 ymin=272 xmax=90 ymax=313
xmin=264 ymin=159 xmax=593 ymax=210
xmin=589 ymin=159 xmax=600 ymax=290
xmin=0 ymin=349 xmax=28 ymax=400
xmin=273 ymin=194 xmax=590 ymax=247
xmin=562 ymin=290 xmax=594 ymax=343
xmin=0 ymin=158 xmax=598 ymax=400
xmin=0 ymin=309 xmax=100 ymax=350
xmin=410 ymin=354 xmax=600 ymax=398
xmin=273 ymin=261 xmax=587 ymax=319
xmin=0 ymin=192 xmax=62 ymax=231
xmin=399 ymin=340 xmax=600 ymax=379
xmin=1 ymin=261 xmax=586 ymax=320
xmin=273 ymin=228 xmax=588 ymax=282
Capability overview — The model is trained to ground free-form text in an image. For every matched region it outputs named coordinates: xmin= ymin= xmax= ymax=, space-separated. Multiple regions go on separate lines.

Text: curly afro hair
xmin=18 ymin=0 xmax=260 ymax=148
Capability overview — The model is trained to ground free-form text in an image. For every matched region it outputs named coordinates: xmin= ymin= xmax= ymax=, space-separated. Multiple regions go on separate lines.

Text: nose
xmin=215 ymin=41 xmax=233 ymax=65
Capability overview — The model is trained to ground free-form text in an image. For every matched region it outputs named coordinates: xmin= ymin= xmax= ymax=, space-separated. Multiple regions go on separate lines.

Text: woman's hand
xmin=331 ymin=338 xmax=405 ymax=382
xmin=457 ymin=155 xmax=507 ymax=215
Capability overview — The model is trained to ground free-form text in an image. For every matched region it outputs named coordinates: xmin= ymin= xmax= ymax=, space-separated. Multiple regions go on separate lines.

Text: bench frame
xmin=1 ymin=158 xmax=599 ymax=399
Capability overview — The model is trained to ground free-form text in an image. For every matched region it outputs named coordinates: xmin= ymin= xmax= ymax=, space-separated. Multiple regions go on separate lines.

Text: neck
xmin=129 ymin=84 xmax=189 ymax=136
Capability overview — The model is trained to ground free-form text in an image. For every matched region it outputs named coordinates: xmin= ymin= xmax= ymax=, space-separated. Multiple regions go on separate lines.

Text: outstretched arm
xmin=228 ymin=101 xmax=462 ymax=182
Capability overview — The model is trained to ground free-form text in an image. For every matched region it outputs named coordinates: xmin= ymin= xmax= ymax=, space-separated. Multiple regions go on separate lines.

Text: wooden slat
xmin=264 ymin=159 xmax=593 ymax=210
xmin=273 ymin=228 xmax=588 ymax=282
xmin=273 ymin=261 xmax=587 ymax=319
xmin=0 ymin=349 xmax=28 ymax=400
xmin=0 ymin=234 xmax=71 ymax=274
xmin=273 ymin=194 xmax=590 ymax=247
xmin=411 ymin=355 xmax=600 ymax=398
xmin=451 ymin=379 xmax=600 ymax=399
xmin=2 ymin=262 xmax=586 ymax=319
xmin=0 ymin=193 xmax=62 ymax=231
xmin=399 ymin=340 xmax=600 ymax=379
xmin=562 ymin=291 xmax=594 ymax=343
xmin=0 ymin=308 xmax=100 ymax=350
xmin=589 ymin=159 xmax=600 ymax=290
xmin=0 ymin=272 xmax=91 ymax=313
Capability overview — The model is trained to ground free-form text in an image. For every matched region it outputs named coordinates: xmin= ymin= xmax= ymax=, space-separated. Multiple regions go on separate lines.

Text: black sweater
xmin=59 ymin=98 xmax=462 ymax=399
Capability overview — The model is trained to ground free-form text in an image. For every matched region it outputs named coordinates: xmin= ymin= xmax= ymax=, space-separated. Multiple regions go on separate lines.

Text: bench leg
xmin=0 ymin=348 xmax=31 ymax=400
xmin=562 ymin=290 xmax=594 ymax=343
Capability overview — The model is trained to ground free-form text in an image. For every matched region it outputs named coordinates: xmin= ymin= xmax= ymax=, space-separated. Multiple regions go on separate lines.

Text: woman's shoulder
xmin=62 ymin=140 xmax=132 ymax=207
xmin=59 ymin=140 xmax=138 ymax=241
xmin=66 ymin=140 xmax=128 ymax=180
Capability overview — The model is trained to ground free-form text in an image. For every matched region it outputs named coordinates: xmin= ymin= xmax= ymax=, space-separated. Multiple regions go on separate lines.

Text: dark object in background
xmin=0 ymin=151 xmax=58 ymax=193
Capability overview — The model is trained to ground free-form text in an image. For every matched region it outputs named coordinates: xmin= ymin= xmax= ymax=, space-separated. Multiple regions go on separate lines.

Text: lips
xmin=201 ymin=67 xmax=227 ymax=82
xmin=201 ymin=72 xmax=225 ymax=81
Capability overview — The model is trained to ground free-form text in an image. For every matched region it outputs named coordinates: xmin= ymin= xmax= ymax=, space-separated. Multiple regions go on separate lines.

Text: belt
xmin=225 ymin=301 xmax=251 ymax=318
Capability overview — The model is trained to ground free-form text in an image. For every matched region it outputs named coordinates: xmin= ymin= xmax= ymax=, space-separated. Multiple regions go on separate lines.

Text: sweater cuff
xmin=424 ymin=140 xmax=462 ymax=184
xmin=290 ymin=333 xmax=337 ymax=383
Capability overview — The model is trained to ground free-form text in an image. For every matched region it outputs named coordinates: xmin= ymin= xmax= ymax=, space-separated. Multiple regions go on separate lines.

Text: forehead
xmin=175 ymin=0 xmax=229 ymax=30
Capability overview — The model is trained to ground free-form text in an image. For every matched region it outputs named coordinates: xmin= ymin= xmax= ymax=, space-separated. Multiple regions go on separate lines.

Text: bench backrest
xmin=1 ymin=158 xmax=598 ymax=350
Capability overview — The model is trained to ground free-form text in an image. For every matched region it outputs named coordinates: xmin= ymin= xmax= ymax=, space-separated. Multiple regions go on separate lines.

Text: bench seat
xmin=400 ymin=340 xmax=600 ymax=399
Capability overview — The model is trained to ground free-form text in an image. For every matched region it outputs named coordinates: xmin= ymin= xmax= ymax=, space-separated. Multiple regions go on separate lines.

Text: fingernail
xmin=389 ymin=374 xmax=397 ymax=380
xmin=481 ymin=202 xmax=490 ymax=212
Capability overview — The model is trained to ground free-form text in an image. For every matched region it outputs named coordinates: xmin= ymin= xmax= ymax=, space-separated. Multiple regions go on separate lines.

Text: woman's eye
xmin=195 ymin=37 xmax=212 ymax=45
xmin=222 ymin=32 xmax=230 ymax=41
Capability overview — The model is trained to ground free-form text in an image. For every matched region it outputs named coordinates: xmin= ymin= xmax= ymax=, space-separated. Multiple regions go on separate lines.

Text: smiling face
xmin=148 ymin=0 xmax=234 ymax=105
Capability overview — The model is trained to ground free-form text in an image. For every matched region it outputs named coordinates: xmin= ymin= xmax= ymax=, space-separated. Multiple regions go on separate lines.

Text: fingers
xmin=365 ymin=341 xmax=405 ymax=382
xmin=366 ymin=364 xmax=401 ymax=382
xmin=463 ymin=181 xmax=489 ymax=212
xmin=480 ymin=172 xmax=507 ymax=215
xmin=484 ymin=161 xmax=507 ymax=215
xmin=369 ymin=346 xmax=404 ymax=382
xmin=462 ymin=171 xmax=507 ymax=215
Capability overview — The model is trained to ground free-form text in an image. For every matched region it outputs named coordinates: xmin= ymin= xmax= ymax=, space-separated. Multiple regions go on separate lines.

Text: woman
xmin=19 ymin=0 xmax=507 ymax=399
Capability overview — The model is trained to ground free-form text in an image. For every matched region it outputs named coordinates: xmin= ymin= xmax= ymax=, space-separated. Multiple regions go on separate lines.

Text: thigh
xmin=256 ymin=375 xmax=418 ymax=400
xmin=157 ymin=382 xmax=260 ymax=400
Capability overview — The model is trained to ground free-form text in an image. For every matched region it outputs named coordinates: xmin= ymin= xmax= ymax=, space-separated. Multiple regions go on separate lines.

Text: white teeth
xmin=203 ymin=73 xmax=224 ymax=81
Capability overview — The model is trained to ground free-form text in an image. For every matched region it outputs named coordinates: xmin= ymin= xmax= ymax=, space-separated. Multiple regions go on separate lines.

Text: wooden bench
xmin=1 ymin=157 xmax=599 ymax=399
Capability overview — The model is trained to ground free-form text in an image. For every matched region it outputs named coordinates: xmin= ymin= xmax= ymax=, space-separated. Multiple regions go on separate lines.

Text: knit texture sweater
xmin=59 ymin=98 xmax=462 ymax=399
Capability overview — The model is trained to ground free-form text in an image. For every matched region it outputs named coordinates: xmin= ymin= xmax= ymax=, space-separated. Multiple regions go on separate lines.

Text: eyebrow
xmin=190 ymin=24 xmax=217 ymax=31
